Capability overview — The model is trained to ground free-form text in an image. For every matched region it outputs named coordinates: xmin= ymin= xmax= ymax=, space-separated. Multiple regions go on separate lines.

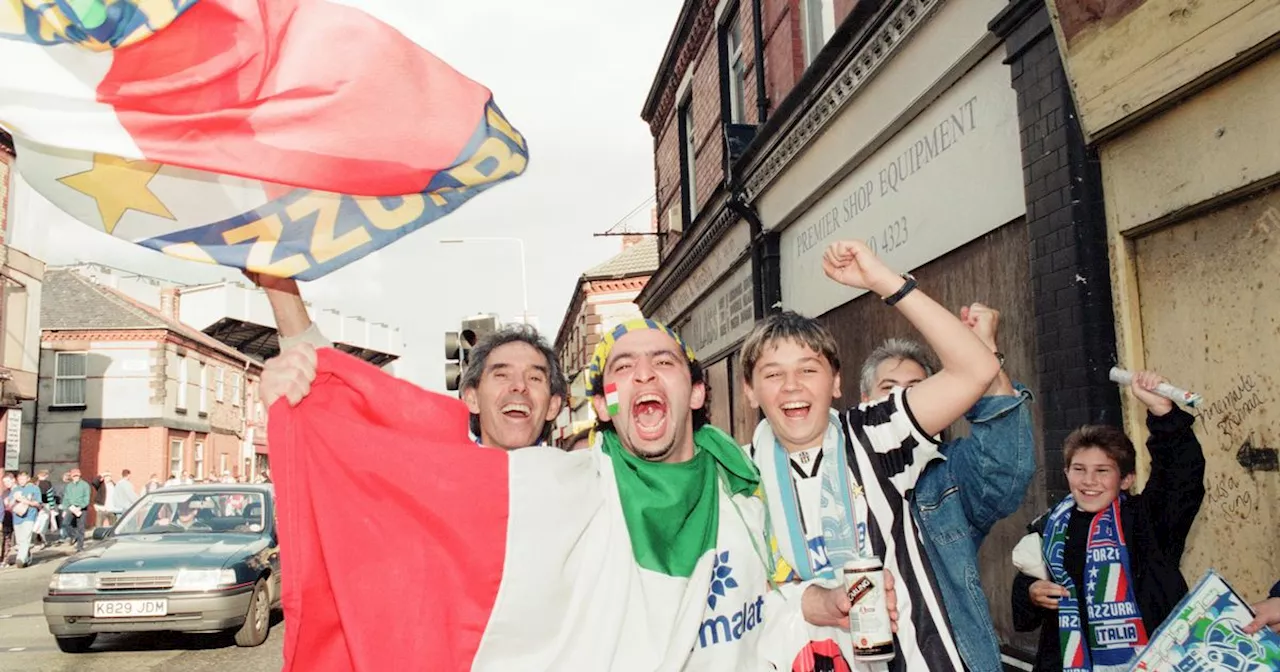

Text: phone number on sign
xmin=866 ymin=217 xmax=908 ymax=256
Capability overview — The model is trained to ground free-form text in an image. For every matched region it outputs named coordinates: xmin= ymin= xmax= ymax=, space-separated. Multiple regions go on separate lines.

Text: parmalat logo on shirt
xmin=699 ymin=551 xmax=764 ymax=648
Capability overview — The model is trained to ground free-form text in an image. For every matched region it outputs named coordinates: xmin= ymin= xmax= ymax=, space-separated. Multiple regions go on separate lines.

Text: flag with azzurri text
xmin=0 ymin=0 xmax=527 ymax=279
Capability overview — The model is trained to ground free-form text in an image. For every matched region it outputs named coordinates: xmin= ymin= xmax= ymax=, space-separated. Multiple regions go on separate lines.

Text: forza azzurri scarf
xmin=1044 ymin=496 xmax=1148 ymax=671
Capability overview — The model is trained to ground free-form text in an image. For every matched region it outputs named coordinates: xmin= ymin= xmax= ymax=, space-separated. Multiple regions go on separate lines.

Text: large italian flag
xmin=269 ymin=349 xmax=814 ymax=671
xmin=0 ymin=0 xmax=526 ymax=280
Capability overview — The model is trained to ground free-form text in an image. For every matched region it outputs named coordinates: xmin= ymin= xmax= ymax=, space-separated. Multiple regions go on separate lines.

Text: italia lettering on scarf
xmin=1043 ymin=496 xmax=1148 ymax=672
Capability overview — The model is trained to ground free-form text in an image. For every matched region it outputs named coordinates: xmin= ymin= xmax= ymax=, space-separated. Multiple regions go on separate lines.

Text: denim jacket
xmin=913 ymin=383 xmax=1036 ymax=672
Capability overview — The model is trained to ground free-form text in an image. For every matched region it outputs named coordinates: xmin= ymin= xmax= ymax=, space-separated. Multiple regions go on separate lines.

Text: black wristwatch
xmin=883 ymin=273 xmax=917 ymax=306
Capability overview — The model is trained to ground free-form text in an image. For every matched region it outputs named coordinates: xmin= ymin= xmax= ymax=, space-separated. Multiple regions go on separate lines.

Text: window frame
xmin=52 ymin=351 xmax=89 ymax=407
xmin=169 ymin=438 xmax=184 ymax=478
xmin=215 ymin=366 xmax=225 ymax=402
xmin=194 ymin=440 xmax=205 ymax=480
xmin=199 ymin=361 xmax=208 ymax=414
xmin=800 ymin=0 xmax=836 ymax=66
xmin=719 ymin=7 xmax=748 ymax=125
xmin=176 ymin=355 xmax=189 ymax=410
xmin=677 ymin=95 xmax=698 ymax=225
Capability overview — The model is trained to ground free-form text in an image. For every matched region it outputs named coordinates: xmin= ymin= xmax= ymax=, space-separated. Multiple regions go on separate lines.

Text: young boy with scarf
xmin=743 ymin=240 xmax=1001 ymax=670
xmin=1011 ymin=371 xmax=1205 ymax=672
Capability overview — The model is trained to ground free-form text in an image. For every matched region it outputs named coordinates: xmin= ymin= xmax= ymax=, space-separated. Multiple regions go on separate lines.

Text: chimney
xmin=160 ymin=287 xmax=181 ymax=321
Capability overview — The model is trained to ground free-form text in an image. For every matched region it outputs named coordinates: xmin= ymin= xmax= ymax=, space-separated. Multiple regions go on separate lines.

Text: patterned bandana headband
xmin=585 ymin=318 xmax=698 ymax=397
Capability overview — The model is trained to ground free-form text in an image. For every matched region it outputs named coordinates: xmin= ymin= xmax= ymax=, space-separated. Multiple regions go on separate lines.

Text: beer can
xmin=843 ymin=557 xmax=895 ymax=663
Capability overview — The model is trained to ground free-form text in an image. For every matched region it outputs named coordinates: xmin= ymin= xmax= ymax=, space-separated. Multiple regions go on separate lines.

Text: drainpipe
xmin=727 ymin=194 xmax=779 ymax=320
xmin=752 ymin=0 xmax=769 ymax=124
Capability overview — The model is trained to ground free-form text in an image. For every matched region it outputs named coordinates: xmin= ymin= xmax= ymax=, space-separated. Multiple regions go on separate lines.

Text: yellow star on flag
xmin=57 ymin=153 xmax=176 ymax=234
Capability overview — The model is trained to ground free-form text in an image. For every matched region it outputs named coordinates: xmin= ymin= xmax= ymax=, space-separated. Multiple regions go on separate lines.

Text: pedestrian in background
xmin=60 ymin=469 xmax=91 ymax=552
xmin=90 ymin=472 xmax=114 ymax=529
xmin=109 ymin=469 xmax=138 ymax=519
xmin=5 ymin=471 xmax=42 ymax=567
xmin=1 ymin=473 xmax=14 ymax=566
xmin=34 ymin=470 xmax=57 ymax=547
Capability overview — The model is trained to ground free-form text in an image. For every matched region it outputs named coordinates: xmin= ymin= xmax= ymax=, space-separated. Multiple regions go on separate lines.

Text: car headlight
xmin=173 ymin=568 xmax=238 ymax=591
xmin=49 ymin=573 xmax=94 ymax=592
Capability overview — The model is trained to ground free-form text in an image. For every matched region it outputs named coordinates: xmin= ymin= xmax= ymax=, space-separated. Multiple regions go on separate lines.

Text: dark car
xmin=43 ymin=484 xmax=281 ymax=653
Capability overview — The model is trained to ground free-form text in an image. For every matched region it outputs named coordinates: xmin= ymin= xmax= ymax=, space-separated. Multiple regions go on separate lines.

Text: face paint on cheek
xmin=605 ymin=382 xmax=620 ymax=416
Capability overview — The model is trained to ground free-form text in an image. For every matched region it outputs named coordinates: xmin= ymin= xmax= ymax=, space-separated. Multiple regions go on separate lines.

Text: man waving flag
xmin=0 ymin=0 xmax=527 ymax=279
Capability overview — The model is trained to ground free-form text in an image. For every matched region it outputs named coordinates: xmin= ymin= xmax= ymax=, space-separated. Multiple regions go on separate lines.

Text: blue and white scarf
xmin=1043 ymin=495 xmax=1148 ymax=671
xmin=754 ymin=411 xmax=864 ymax=581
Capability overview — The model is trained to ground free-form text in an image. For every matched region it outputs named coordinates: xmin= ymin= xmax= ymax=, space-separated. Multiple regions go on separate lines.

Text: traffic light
xmin=460 ymin=315 xmax=499 ymax=352
xmin=445 ymin=315 xmax=500 ymax=391
xmin=444 ymin=330 xmax=464 ymax=391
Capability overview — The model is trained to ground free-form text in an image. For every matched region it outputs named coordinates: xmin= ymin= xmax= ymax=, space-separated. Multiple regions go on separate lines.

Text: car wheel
xmin=234 ymin=579 xmax=271 ymax=647
xmin=55 ymin=634 xmax=97 ymax=653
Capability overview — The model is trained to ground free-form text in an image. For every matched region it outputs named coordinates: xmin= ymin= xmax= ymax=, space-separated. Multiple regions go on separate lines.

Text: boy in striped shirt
xmin=745 ymin=240 xmax=999 ymax=670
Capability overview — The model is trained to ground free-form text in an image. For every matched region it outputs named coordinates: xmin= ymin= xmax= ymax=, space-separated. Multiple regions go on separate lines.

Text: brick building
xmin=31 ymin=270 xmax=268 ymax=487
xmin=0 ymin=130 xmax=45 ymax=473
xmin=552 ymin=238 xmax=659 ymax=445
xmin=639 ymin=0 xmax=1125 ymax=659
xmin=1042 ymin=0 xmax=1280 ymax=606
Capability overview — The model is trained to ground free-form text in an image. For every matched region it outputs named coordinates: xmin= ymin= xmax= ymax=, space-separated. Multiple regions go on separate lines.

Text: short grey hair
xmin=859 ymin=338 xmax=938 ymax=397
xmin=460 ymin=325 xmax=568 ymax=438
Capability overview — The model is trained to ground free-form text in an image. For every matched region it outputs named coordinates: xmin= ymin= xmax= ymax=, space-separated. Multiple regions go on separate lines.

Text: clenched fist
xmin=1127 ymin=370 xmax=1175 ymax=417
xmin=262 ymin=343 xmax=318 ymax=407
xmin=822 ymin=240 xmax=904 ymax=297
xmin=960 ymin=303 xmax=1001 ymax=351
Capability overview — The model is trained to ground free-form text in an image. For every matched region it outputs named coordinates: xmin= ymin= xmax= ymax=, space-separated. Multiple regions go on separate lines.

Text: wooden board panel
xmin=1047 ymin=0 xmax=1280 ymax=141
xmin=1133 ymin=188 xmax=1280 ymax=601
xmin=1099 ymin=51 xmax=1280 ymax=235
xmin=704 ymin=356 xmax=733 ymax=439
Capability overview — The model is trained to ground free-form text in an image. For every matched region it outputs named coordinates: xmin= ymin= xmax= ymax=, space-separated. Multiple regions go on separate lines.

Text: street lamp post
xmin=440 ymin=237 xmax=529 ymax=324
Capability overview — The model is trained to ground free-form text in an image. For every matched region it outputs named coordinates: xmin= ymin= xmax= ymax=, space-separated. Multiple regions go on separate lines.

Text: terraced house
xmin=31 ymin=269 xmax=268 ymax=484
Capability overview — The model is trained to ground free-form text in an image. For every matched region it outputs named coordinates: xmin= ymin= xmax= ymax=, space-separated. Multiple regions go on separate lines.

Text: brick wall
xmin=555 ymin=278 xmax=650 ymax=378
xmin=209 ymin=432 xmax=242 ymax=479
xmin=833 ymin=0 xmax=859 ymax=23
xmin=995 ymin=0 xmax=1122 ymax=503
xmin=650 ymin=0 xmax=808 ymax=242
xmin=80 ymin=427 xmax=168 ymax=481
xmin=72 ymin=420 xmax=251 ymax=486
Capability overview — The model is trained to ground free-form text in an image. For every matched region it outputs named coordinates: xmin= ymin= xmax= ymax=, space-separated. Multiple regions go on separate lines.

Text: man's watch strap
xmin=883 ymin=274 xmax=918 ymax=306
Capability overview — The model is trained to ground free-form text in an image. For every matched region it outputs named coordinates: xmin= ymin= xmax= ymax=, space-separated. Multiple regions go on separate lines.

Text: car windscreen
xmin=113 ymin=491 xmax=267 ymax=535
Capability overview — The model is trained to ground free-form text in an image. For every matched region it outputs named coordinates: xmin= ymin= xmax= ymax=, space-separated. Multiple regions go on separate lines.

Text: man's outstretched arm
xmin=943 ymin=303 xmax=1035 ymax=534
xmin=245 ymin=273 xmax=330 ymax=348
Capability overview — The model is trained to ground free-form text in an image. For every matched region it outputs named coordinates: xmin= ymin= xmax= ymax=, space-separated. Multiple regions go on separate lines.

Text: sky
xmin=9 ymin=0 xmax=684 ymax=391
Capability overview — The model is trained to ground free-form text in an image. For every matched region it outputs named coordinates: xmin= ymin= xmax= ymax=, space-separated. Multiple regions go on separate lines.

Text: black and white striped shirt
xmin=840 ymin=388 xmax=964 ymax=671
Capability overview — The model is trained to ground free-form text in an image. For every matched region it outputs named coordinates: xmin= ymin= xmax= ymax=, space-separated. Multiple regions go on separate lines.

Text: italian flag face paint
xmin=605 ymin=383 xmax=620 ymax=416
